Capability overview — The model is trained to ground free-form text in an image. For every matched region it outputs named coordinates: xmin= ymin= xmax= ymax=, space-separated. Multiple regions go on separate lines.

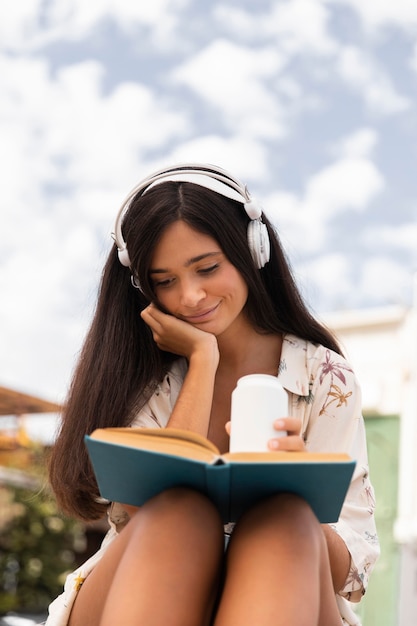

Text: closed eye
xmin=152 ymin=277 xmax=175 ymax=289
xmin=198 ymin=263 xmax=219 ymax=275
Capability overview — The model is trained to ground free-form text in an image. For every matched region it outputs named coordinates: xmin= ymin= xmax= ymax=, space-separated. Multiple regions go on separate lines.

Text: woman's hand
xmin=141 ymin=303 xmax=219 ymax=364
xmin=268 ymin=417 xmax=305 ymax=451
xmin=225 ymin=417 xmax=305 ymax=452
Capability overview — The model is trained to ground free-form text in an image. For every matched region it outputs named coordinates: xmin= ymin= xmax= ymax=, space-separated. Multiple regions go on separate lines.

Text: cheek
xmin=230 ymin=272 xmax=248 ymax=303
xmin=153 ymin=291 xmax=168 ymax=309
xmin=154 ymin=291 xmax=177 ymax=314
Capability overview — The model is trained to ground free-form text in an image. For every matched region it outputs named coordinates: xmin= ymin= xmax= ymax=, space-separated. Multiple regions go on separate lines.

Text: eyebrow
xmin=149 ymin=251 xmax=222 ymax=274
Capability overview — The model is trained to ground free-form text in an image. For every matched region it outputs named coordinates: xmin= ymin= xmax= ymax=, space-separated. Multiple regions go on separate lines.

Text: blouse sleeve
xmin=130 ymin=358 xmax=188 ymax=429
xmin=299 ymin=346 xmax=380 ymax=602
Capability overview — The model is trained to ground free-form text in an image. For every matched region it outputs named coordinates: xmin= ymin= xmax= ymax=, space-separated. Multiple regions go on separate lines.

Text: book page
xmin=89 ymin=427 xmax=221 ymax=463
xmin=224 ymin=451 xmax=352 ymax=463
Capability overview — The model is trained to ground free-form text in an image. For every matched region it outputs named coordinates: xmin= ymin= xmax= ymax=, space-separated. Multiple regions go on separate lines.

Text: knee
xmin=152 ymin=486 xmax=222 ymax=521
xmin=137 ymin=487 xmax=224 ymax=544
xmin=228 ymin=494 xmax=326 ymax=573
xmin=237 ymin=492 xmax=320 ymax=540
xmin=261 ymin=491 xmax=316 ymax=521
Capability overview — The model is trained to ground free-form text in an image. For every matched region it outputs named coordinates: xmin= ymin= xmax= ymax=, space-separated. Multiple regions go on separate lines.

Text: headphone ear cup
xmin=247 ymin=220 xmax=270 ymax=269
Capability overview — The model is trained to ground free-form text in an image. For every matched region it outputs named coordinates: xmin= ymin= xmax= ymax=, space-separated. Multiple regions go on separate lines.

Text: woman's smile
xmin=180 ymin=302 xmax=221 ymax=323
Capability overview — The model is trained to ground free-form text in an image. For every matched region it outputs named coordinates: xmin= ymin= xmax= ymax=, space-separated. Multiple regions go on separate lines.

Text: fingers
xmin=140 ymin=305 xmax=167 ymax=347
xmin=268 ymin=436 xmax=305 ymax=451
xmin=140 ymin=303 xmax=218 ymax=359
xmin=226 ymin=415 xmax=305 ymax=452
xmin=141 ymin=304 xmax=185 ymax=339
xmin=268 ymin=417 xmax=305 ymax=452
xmin=274 ymin=417 xmax=301 ymax=436
xmin=140 ymin=303 xmax=165 ymax=329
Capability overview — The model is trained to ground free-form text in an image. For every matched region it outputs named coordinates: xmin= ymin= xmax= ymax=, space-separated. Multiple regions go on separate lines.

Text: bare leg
xmin=69 ymin=487 xmax=224 ymax=626
xmin=214 ymin=493 xmax=343 ymax=626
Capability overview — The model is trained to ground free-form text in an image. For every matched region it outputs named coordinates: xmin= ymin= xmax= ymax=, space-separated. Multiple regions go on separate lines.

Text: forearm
xmin=167 ymin=345 xmax=218 ymax=436
xmin=141 ymin=304 xmax=220 ymax=435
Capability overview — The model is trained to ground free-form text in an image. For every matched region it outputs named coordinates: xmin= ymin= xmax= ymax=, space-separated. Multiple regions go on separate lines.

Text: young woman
xmin=46 ymin=163 xmax=379 ymax=626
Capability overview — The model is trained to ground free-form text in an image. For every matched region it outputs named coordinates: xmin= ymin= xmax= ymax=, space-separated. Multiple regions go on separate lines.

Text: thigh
xmin=214 ymin=494 xmax=341 ymax=626
xmin=68 ymin=518 xmax=138 ymax=626
xmin=70 ymin=488 xmax=225 ymax=626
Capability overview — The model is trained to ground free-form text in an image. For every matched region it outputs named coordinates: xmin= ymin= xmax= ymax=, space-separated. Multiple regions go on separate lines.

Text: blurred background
xmin=1 ymin=1 xmax=416 ymax=624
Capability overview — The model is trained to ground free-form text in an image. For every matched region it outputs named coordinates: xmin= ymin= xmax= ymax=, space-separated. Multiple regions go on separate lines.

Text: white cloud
xmin=327 ymin=0 xmax=417 ymax=31
xmin=410 ymin=43 xmax=417 ymax=74
xmin=358 ymin=257 xmax=413 ymax=305
xmin=337 ymin=46 xmax=410 ymax=115
xmin=0 ymin=53 xmax=187 ymax=209
xmin=44 ymin=61 xmax=187 ymax=187
xmin=264 ymin=147 xmax=384 ymax=256
xmin=295 ymin=252 xmax=415 ymax=312
xmin=296 ymin=253 xmax=354 ymax=311
xmin=266 ymin=0 xmax=337 ymax=55
xmin=161 ymin=135 xmax=270 ymax=183
xmin=50 ymin=0 xmax=186 ymax=29
xmin=305 ymin=157 xmax=384 ymax=217
xmin=333 ymin=128 xmax=379 ymax=159
xmin=1 ymin=0 xmax=190 ymax=51
xmin=215 ymin=0 xmax=337 ymax=55
xmin=362 ymin=222 xmax=417 ymax=258
xmin=263 ymin=190 xmax=322 ymax=254
xmin=172 ymin=39 xmax=288 ymax=139
xmin=0 ymin=0 xmax=43 ymax=49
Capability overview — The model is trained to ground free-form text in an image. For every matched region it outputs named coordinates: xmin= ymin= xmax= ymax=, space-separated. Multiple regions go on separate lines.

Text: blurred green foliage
xmin=0 ymin=448 xmax=85 ymax=615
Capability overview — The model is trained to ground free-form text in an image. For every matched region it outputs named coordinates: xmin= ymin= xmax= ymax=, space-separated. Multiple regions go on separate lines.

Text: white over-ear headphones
xmin=112 ymin=163 xmax=270 ymax=270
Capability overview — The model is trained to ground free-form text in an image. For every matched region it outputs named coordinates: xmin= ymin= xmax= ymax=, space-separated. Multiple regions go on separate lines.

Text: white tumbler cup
xmin=229 ymin=374 xmax=288 ymax=452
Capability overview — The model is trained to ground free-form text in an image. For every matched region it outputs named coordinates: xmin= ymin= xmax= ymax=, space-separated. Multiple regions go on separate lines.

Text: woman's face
xmin=149 ymin=220 xmax=249 ymax=337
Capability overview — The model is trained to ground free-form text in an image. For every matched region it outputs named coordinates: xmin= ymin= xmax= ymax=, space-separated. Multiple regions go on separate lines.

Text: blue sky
xmin=1 ymin=0 xmax=417 ymax=409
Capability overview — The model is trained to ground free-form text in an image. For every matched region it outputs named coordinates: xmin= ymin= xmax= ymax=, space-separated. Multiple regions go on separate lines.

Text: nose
xmin=179 ymin=278 xmax=206 ymax=308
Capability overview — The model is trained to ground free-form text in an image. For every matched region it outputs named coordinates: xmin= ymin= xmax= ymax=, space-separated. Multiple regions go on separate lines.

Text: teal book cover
xmin=85 ymin=428 xmax=356 ymax=524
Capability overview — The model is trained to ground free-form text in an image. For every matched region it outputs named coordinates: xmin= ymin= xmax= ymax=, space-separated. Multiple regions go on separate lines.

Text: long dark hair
xmin=49 ymin=181 xmax=341 ymax=520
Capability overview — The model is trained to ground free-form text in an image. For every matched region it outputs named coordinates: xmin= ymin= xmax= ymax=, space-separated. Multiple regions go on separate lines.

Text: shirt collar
xmin=277 ymin=334 xmax=311 ymax=397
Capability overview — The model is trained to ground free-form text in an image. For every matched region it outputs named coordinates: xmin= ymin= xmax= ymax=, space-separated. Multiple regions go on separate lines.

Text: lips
xmin=181 ymin=303 xmax=220 ymax=323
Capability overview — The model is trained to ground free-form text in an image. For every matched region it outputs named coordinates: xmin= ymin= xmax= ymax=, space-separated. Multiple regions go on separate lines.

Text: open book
xmin=85 ymin=427 xmax=356 ymax=523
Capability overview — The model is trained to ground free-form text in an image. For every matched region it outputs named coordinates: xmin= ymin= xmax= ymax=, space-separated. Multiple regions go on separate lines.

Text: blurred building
xmin=325 ymin=288 xmax=417 ymax=626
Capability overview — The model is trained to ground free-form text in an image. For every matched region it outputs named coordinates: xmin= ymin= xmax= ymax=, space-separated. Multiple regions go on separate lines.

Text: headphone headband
xmin=112 ymin=162 xmax=270 ymax=269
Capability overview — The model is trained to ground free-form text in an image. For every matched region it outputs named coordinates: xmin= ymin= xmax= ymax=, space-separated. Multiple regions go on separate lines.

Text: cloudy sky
xmin=1 ymin=0 xmax=417 ymax=414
